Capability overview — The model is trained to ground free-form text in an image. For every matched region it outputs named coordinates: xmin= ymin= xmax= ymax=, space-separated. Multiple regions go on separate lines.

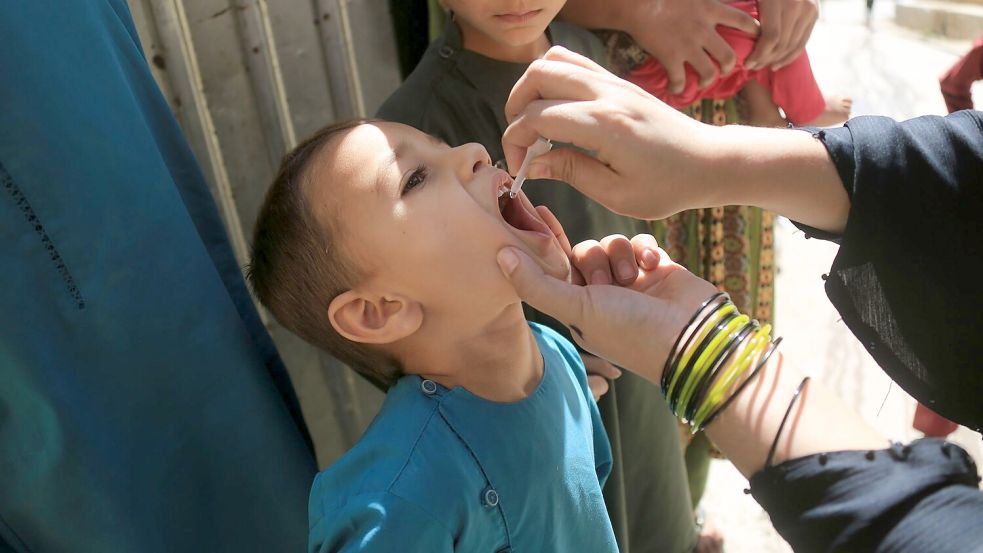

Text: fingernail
xmin=642 ymin=249 xmax=659 ymax=268
xmin=527 ymin=161 xmax=550 ymax=180
xmin=745 ymin=61 xmax=758 ymax=70
xmin=497 ymin=248 xmax=519 ymax=275
xmin=590 ymin=269 xmax=610 ymax=285
xmin=617 ymin=260 xmax=635 ymax=282
xmin=613 ymin=368 xmax=623 ymax=378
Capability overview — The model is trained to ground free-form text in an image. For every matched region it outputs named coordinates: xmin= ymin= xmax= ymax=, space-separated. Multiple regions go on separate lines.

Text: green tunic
xmin=377 ymin=19 xmax=698 ymax=553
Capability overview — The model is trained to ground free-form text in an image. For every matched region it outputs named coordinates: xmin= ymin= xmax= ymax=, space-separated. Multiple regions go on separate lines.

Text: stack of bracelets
xmin=661 ymin=292 xmax=784 ymax=433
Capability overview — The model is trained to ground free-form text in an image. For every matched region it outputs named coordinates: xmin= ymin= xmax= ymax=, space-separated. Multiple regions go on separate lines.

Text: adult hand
xmin=503 ymin=47 xmax=724 ymax=220
xmin=745 ymin=0 xmax=819 ymax=71
xmin=626 ymin=0 xmax=760 ymax=92
xmin=504 ymin=47 xmax=850 ymax=233
xmin=582 ymin=353 xmax=622 ymax=401
xmin=497 ymin=234 xmax=718 ymax=382
xmin=538 ymin=210 xmax=628 ymax=399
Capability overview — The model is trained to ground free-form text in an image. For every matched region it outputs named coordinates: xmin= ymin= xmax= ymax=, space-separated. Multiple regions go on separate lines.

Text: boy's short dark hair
xmin=248 ymin=118 xmax=402 ymax=390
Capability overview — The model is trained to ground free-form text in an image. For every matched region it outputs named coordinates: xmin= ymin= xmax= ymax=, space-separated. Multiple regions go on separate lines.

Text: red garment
xmin=939 ymin=35 xmax=983 ymax=113
xmin=625 ymin=0 xmax=825 ymax=124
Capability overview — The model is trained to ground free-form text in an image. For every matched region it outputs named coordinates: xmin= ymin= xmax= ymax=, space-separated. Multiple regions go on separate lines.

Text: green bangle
xmin=670 ymin=310 xmax=738 ymax=414
xmin=662 ymin=293 xmax=728 ymax=392
xmin=677 ymin=314 xmax=749 ymax=421
xmin=669 ymin=303 xmax=736 ymax=401
xmin=692 ymin=324 xmax=772 ymax=429
xmin=686 ymin=320 xmax=757 ymax=422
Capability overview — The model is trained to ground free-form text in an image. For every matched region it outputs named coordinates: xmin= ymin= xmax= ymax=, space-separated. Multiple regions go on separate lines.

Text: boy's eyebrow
xmin=374 ymin=135 xmax=445 ymax=195
xmin=376 ymin=142 xmax=406 ymax=196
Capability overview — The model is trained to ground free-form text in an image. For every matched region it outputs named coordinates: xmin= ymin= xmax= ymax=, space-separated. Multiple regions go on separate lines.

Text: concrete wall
xmin=126 ymin=0 xmax=402 ymax=467
xmin=896 ymin=0 xmax=983 ymax=40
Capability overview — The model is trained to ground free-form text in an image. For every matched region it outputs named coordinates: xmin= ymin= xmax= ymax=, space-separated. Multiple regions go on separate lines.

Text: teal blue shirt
xmin=309 ymin=323 xmax=616 ymax=552
xmin=0 ymin=2 xmax=314 ymax=551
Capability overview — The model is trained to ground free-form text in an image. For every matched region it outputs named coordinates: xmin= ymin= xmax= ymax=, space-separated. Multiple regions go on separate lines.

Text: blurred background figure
xmin=940 ymin=35 xmax=983 ymax=112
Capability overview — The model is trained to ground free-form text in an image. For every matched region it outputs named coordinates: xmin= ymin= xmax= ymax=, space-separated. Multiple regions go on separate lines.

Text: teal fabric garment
xmin=309 ymin=323 xmax=616 ymax=552
xmin=0 ymin=2 xmax=316 ymax=552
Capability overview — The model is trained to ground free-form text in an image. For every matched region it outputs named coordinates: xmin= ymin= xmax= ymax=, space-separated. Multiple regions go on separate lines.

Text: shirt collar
xmin=441 ymin=16 xmax=557 ymax=111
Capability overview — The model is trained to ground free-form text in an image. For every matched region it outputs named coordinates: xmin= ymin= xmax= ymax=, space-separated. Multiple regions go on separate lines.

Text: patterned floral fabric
xmin=599 ymin=31 xmax=775 ymax=324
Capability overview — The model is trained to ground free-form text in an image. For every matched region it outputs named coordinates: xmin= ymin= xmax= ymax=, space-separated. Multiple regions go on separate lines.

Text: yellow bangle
xmin=692 ymin=325 xmax=772 ymax=428
xmin=684 ymin=320 xmax=758 ymax=422
xmin=676 ymin=314 xmax=749 ymax=419
xmin=669 ymin=304 xmax=736 ymax=399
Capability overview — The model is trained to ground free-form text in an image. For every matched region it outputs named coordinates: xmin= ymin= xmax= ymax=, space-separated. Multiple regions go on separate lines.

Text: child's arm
xmin=560 ymin=0 xmax=758 ymax=92
xmin=309 ymin=493 xmax=454 ymax=553
xmin=744 ymin=0 xmax=819 ymax=71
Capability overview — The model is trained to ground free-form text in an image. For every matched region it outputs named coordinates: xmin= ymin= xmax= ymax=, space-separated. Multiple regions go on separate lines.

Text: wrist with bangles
xmin=661 ymin=292 xmax=783 ymax=433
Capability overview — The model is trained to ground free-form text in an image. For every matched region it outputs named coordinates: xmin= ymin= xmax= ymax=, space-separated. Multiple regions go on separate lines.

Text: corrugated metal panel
xmin=127 ymin=0 xmax=401 ymax=466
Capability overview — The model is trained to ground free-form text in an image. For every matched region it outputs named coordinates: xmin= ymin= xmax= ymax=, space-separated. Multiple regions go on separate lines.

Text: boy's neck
xmin=455 ymin=19 xmax=551 ymax=64
xmin=402 ymin=304 xmax=543 ymax=402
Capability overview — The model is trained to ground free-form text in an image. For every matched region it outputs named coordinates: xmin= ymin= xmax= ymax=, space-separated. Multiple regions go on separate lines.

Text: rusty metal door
xmin=126 ymin=0 xmax=401 ymax=466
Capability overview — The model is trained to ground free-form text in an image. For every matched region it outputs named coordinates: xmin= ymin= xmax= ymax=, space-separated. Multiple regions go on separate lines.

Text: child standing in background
xmin=377 ymin=2 xmax=704 ymax=552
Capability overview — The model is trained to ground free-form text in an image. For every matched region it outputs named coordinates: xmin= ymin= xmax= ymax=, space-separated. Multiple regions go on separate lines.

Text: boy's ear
xmin=328 ymin=290 xmax=423 ymax=345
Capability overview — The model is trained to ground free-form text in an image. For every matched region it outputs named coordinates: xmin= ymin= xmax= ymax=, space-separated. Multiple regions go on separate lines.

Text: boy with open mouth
xmin=249 ymin=119 xmax=620 ymax=552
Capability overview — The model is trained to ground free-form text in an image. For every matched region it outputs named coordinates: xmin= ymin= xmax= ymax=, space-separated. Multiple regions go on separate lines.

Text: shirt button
xmin=439 ymin=45 xmax=455 ymax=58
xmin=481 ymin=486 xmax=499 ymax=507
xmin=421 ymin=379 xmax=437 ymax=395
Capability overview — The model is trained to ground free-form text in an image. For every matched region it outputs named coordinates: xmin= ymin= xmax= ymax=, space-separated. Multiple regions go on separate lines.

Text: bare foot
xmin=693 ymin=512 xmax=724 ymax=553
xmin=804 ymin=95 xmax=853 ymax=127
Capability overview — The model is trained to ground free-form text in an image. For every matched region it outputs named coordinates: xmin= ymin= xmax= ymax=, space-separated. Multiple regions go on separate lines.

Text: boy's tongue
xmin=501 ymin=194 xmax=551 ymax=238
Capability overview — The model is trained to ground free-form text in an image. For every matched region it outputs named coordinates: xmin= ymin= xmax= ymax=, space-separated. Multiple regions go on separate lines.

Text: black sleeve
xmin=792 ymin=111 xmax=983 ymax=432
xmin=749 ymin=439 xmax=983 ymax=553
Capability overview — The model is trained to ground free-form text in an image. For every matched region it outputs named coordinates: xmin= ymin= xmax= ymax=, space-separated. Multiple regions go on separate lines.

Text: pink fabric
xmin=625 ymin=0 xmax=826 ymax=124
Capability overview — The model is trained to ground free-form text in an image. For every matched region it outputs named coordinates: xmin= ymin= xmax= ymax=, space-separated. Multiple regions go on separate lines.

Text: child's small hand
xmin=581 ymin=353 xmax=623 ymax=401
xmin=570 ymin=235 xmax=643 ymax=287
xmin=535 ymin=204 xmax=646 ymax=288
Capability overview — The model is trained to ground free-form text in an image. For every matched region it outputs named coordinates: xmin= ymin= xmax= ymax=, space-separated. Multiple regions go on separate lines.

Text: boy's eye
xmin=402 ymin=165 xmax=428 ymax=195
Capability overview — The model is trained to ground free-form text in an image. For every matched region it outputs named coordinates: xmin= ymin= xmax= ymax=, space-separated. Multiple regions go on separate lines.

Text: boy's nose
xmin=450 ymin=142 xmax=492 ymax=183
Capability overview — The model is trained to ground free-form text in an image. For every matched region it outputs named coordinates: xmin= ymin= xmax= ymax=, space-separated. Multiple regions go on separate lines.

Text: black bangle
xmin=661 ymin=292 xmax=727 ymax=392
xmin=670 ymin=310 xmax=739 ymax=416
xmin=685 ymin=320 xmax=758 ymax=422
xmin=700 ymin=337 xmax=783 ymax=431
xmin=764 ymin=375 xmax=811 ymax=468
xmin=664 ymin=296 xmax=731 ymax=398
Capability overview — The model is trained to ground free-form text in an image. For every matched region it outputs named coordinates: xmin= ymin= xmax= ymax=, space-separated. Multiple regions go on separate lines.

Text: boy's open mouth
xmin=495 ymin=176 xmax=551 ymax=237
xmin=491 ymin=170 xmax=570 ymax=280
